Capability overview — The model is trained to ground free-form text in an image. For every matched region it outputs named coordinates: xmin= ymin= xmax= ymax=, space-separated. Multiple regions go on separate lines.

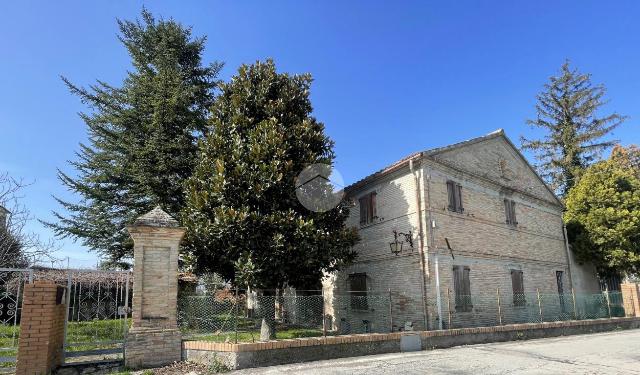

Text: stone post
xmin=16 ymin=281 xmax=66 ymax=375
xmin=124 ymin=206 xmax=185 ymax=369
xmin=620 ymin=282 xmax=640 ymax=318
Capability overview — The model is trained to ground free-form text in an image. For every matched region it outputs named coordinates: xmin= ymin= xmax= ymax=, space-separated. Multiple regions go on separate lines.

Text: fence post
xmin=536 ymin=288 xmax=543 ymax=322
xmin=496 ymin=287 xmax=502 ymax=326
xmin=571 ymin=288 xmax=577 ymax=320
xmin=447 ymin=288 xmax=452 ymax=329
xmin=605 ymin=290 xmax=612 ymax=318
xmin=235 ymin=288 xmax=239 ymax=344
xmin=62 ymin=270 xmax=72 ymax=363
xmin=388 ymin=288 xmax=393 ymax=333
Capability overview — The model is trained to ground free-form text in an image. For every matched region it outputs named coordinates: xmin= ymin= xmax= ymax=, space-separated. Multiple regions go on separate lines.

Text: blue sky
xmin=1 ymin=1 xmax=638 ymax=268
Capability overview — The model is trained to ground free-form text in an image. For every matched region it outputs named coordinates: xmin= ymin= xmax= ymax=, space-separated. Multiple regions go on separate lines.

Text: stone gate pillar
xmin=125 ymin=206 xmax=185 ymax=369
xmin=621 ymin=282 xmax=640 ymax=318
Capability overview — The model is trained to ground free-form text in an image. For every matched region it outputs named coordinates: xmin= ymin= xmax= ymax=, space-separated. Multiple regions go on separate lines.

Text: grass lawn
xmin=185 ymin=327 xmax=333 ymax=343
xmin=0 ymin=318 xmax=130 ymax=366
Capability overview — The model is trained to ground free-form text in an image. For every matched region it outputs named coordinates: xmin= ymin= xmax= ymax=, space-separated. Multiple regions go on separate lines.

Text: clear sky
xmin=1 ymin=1 xmax=638 ymax=268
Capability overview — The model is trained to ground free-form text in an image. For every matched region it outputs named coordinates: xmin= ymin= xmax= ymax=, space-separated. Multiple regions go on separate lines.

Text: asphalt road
xmin=234 ymin=329 xmax=640 ymax=374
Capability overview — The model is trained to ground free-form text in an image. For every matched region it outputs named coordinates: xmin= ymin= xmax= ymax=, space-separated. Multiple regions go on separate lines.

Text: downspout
xmin=562 ymin=224 xmax=575 ymax=292
xmin=424 ymin=163 xmax=442 ymax=330
xmin=409 ymin=157 xmax=429 ymax=331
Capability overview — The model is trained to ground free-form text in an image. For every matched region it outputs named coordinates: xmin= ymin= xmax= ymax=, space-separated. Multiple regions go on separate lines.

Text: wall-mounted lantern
xmin=389 ymin=230 xmax=413 ymax=256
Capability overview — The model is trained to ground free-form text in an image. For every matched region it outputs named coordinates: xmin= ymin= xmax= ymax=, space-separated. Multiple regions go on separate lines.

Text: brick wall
xmin=327 ymin=133 xmax=601 ymax=331
xmin=125 ymin=210 xmax=184 ymax=369
xmin=621 ymin=283 xmax=640 ymax=317
xmin=16 ymin=281 xmax=66 ymax=375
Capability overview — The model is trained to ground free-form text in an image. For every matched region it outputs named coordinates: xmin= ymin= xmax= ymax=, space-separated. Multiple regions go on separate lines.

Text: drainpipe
xmin=409 ymin=157 xmax=429 ymax=331
xmin=424 ymin=164 xmax=442 ymax=330
xmin=562 ymin=224 xmax=575 ymax=292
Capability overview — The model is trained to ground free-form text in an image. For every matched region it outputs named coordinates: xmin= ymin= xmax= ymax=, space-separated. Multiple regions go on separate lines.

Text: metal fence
xmin=178 ymin=287 xmax=629 ymax=343
xmin=0 ymin=268 xmax=132 ymax=370
xmin=436 ymin=289 xmax=626 ymax=330
xmin=178 ymin=290 xmax=392 ymax=343
xmin=0 ymin=268 xmax=32 ymax=372
xmin=62 ymin=270 xmax=132 ymax=363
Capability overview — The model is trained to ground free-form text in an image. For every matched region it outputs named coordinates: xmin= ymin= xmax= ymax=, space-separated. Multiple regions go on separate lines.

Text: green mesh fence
xmin=179 ymin=289 xmax=628 ymax=342
xmin=178 ymin=290 xmax=392 ymax=342
xmin=439 ymin=290 xmax=626 ymax=329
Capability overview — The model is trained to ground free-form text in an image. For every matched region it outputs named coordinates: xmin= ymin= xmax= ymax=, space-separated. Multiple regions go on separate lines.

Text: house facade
xmin=323 ymin=130 xmax=600 ymax=332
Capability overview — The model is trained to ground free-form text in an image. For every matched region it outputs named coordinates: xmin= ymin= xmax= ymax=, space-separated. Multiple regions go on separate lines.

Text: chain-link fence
xmin=178 ymin=289 xmax=392 ymax=343
xmin=178 ymin=287 xmax=630 ymax=343
xmin=438 ymin=289 xmax=626 ymax=329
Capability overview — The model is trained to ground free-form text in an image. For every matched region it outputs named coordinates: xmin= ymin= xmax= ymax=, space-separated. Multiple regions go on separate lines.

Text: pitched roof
xmin=345 ymin=129 xmax=562 ymax=206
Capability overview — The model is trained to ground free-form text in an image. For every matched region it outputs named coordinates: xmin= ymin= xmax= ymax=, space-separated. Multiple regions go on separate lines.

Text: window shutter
xmin=504 ymin=199 xmax=511 ymax=224
xmin=510 ymin=200 xmax=517 ymax=225
xmin=456 ymin=183 xmax=463 ymax=212
xmin=463 ymin=266 xmax=471 ymax=311
xmin=370 ymin=192 xmax=377 ymax=220
xmin=511 ymin=270 xmax=525 ymax=306
xmin=453 ymin=266 xmax=462 ymax=309
xmin=453 ymin=266 xmax=471 ymax=312
xmin=359 ymin=197 xmax=368 ymax=225
xmin=447 ymin=181 xmax=456 ymax=211
xmin=504 ymin=199 xmax=517 ymax=225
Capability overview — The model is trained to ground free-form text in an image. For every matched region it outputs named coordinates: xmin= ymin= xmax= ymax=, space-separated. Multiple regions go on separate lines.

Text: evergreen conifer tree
xmin=47 ymin=10 xmax=222 ymax=266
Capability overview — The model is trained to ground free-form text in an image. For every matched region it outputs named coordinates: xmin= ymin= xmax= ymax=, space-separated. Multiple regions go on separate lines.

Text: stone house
xmin=323 ymin=130 xmax=600 ymax=332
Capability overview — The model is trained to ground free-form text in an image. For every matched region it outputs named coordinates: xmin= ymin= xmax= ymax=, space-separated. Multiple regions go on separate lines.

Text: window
xmin=446 ymin=180 xmax=464 ymax=213
xmin=359 ymin=191 xmax=377 ymax=225
xmin=453 ymin=266 xmax=472 ymax=312
xmin=348 ymin=273 xmax=368 ymax=310
xmin=510 ymin=270 xmax=525 ymax=307
xmin=504 ymin=199 xmax=517 ymax=226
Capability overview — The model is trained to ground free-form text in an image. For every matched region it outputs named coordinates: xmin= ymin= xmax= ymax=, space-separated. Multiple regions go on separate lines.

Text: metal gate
xmin=63 ymin=270 xmax=132 ymax=363
xmin=0 ymin=268 xmax=32 ymax=373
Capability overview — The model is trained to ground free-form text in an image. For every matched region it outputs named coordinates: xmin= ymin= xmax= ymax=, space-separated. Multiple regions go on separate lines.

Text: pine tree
xmin=521 ymin=61 xmax=626 ymax=197
xmin=183 ymin=60 xmax=360 ymax=290
xmin=47 ymin=9 xmax=222 ymax=266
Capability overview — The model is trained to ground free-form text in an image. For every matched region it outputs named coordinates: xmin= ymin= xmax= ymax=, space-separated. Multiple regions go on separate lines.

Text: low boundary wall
xmin=183 ymin=317 xmax=640 ymax=370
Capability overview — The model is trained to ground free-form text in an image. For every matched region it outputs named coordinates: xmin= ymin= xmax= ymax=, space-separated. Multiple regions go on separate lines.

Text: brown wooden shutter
xmin=511 ymin=270 xmax=525 ymax=306
xmin=456 ymin=183 xmax=463 ymax=212
xmin=453 ymin=266 xmax=471 ymax=312
xmin=510 ymin=200 xmax=517 ymax=225
xmin=504 ymin=199 xmax=511 ymax=224
xmin=453 ymin=266 xmax=462 ymax=310
xmin=447 ymin=181 xmax=456 ymax=211
xmin=462 ymin=266 xmax=471 ymax=311
xmin=359 ymin=197 xmax=368 ymax=225
xmin=369 ymin=192 xmax=377 ymax=221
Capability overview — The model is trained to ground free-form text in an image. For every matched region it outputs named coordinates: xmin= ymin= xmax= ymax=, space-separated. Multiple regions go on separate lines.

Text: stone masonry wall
xmin=16 ymin=281 xmax=66 ymax=375
xmin=328 ymin=134 xmax=601 ymax=331
xmin=326 ymin=170 xmax=427 ymax=332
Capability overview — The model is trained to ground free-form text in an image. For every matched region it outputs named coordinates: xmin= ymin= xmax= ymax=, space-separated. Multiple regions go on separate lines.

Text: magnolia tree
xmin=183 ymin=60 xmax=360 ymax=339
